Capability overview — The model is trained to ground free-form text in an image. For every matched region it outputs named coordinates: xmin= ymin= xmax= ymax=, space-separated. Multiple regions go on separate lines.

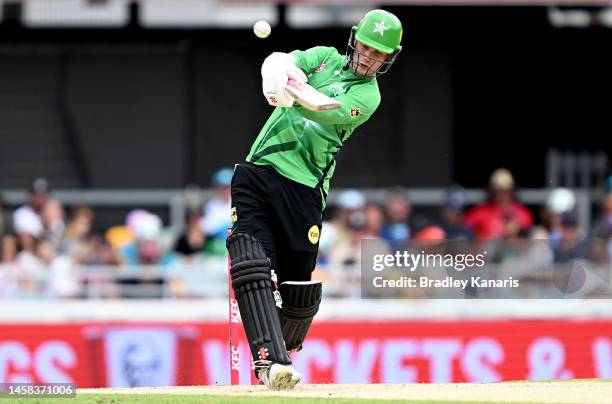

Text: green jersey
xmin=246 ymin=46 xmax=381 ymax=202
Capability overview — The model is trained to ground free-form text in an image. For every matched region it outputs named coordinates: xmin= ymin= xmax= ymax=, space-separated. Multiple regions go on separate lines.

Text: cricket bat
xmin=285 ymin=79 xmax=342 ymax=112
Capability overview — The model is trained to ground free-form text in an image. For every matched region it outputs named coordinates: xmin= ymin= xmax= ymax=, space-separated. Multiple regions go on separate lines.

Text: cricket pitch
xmin=76 ymin=380 xmax=612 ymax=403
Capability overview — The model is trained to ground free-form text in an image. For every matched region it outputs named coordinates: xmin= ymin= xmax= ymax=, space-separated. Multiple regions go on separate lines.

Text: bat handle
xmin=286 ymin=79 xmax=301 ymax=88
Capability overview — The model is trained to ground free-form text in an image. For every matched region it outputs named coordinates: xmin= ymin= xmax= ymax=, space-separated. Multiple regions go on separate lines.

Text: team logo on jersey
xmin=329 ymin=83 xmax=345 ymax=97
xmin=308 ymin=225 xmax=320 ymax=244
xmin=231 ymin=207 xmax=237 ymax=223
xmin=350 ymin=107 xmax=362 ymax=117
xmin=315 ymin=63 xmax=327 ymax=73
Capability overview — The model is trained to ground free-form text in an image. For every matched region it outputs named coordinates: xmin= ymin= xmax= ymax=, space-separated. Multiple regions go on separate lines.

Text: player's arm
xmin=290 ymin=47 xmax=336 ymax=74
xmin=294 ymin=85 xmax=381 ymax=126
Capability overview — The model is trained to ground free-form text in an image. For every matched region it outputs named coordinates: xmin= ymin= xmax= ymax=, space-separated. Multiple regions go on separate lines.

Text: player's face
xmin=352 ymin=41 xmax=389 ymax=77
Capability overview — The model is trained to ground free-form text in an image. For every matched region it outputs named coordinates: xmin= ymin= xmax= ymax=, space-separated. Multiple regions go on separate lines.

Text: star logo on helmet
xmin=373 ymin=21 xmax=389 ymax=36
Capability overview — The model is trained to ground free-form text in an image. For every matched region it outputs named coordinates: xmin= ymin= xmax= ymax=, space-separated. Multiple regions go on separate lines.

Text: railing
xmin=1 ymin=256 xmax=228 ymax=300
xmin=0 ymin=187 xmax=600 ymax=234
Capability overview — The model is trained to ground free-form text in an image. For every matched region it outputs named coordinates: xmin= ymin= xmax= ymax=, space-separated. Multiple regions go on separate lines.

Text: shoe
xmin=258 ymin=363 xmax=302 ymax=390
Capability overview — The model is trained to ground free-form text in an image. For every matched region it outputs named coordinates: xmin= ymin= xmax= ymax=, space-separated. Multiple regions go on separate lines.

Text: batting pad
xmin=227 ymin=232 xmax=291 ymax=366
xmin=278 ymin=280 xmax=322 ymax=352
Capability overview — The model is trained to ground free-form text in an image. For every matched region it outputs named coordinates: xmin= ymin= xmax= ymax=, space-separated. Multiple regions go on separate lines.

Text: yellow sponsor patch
xmin=308 ymin=225 xmax=320 ymax=244
xmin=231 ymin=207 xmax=237 ymax=223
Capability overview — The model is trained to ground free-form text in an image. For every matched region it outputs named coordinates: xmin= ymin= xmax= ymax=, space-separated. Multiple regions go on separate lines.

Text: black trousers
xmin=230 ymin=163 xmax=323 ymax=284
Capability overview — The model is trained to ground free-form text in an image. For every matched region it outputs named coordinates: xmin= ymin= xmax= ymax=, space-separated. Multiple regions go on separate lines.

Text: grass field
xmin=4 ymin=380 xmax=611 ymax=404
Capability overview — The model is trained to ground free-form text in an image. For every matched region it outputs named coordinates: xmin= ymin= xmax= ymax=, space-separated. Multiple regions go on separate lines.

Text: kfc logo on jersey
xmin=315 ymin=63 xmax=327 ymax=73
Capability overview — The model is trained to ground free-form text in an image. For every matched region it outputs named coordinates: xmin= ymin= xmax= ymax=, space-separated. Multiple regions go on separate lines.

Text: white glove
xmin=261 ymin=52 xmax=307 ymax=107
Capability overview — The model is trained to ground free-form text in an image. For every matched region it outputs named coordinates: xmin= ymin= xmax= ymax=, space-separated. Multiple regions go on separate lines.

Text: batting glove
xmin=261 ymin=52 xmax=307 ymax=108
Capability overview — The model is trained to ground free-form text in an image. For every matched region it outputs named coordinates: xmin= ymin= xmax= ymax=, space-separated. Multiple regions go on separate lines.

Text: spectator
xmin=174 ymin=210 xmax=205 ymax=256
xmin=41 ymin=199 xmax=66 ymax=249
xmin=326 ymin=189 xmax=368 ymax=297
xmin=332 ymin=189 xmax=366 ymax=247
xmin=79 ymin=234 xmax=121 ymax=299
xmin=13 ymin=178 xmax=50 ymax=240
xmin=552 ymin=212 xmax=589 ymax=263
xmin=464 ymin=168 xmax=533 ymax=239
xmin=363 ymin=203 xmax=385 ymax=237
xmin=38 ymin=240 xmax=80 ymax=298
xmin=200 ymin=168 xmax=233 ymax=256
xmin=544 ymin=188 xmax=577 ymax=249
xmin=12 ymin=180 xmax=51 ymax=271
xmin=120 ymin=211 xmax=176 ymax=267
xmin=592 ymin=192 xmax=612 ymax=240
xmin=381 ymin=189 xmax=411 ymax=251
xmin=62 ymin=206 xmax=94 ymax=260
xmin=118 ymin=211 xmax=178 ymax=298
xmin=0 ymin=234 xmax=18 ymax=263
xmin=439 ymin=186 xmax=473 ymax=240
xmin=15 ymin=236 xmax=44 ymax=297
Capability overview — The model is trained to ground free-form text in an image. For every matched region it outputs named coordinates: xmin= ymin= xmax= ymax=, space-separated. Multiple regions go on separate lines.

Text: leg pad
xmin=279 ymin=280 xmax=322 ymax=352
xmin=227 ymin=232 xmax=290 ymax=365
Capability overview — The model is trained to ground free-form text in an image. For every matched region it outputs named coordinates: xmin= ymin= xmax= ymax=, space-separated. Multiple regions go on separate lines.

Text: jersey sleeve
xmin=290 ymin=46 xmax=336 ymax=74
xmin=293 ymin=83 xmax=381 ymax=126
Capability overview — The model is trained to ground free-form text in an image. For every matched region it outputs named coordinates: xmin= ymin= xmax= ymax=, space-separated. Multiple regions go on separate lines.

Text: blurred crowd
xmin=313 ymin=168 xmax=612 ymax=297
xmin=0 ymin=168 xmax=611 ymax=299
xmin=0 ymin=170 xmax=234 ymax=299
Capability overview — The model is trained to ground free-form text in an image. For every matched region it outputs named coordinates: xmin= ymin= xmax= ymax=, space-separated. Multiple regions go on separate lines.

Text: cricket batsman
xmin=226 ymin=9 xmax=403 ymax=390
